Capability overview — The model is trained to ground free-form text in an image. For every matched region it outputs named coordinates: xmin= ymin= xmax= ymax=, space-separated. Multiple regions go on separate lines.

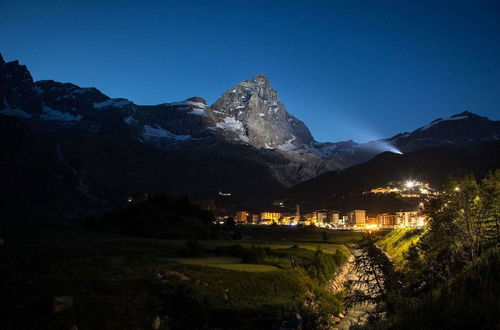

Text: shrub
xmin=179 ymin=239 xmax=203 ymax=257
xmin=242 ymin=246 xmax=271 ymax=264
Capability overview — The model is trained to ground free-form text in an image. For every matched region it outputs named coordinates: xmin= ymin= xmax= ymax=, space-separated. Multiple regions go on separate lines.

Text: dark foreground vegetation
xmin=0 ymin=225 xmax=358 ymax=329
xmin=87 ymin=194 xmax=218 ymax=239
xmin=371 ymin=170 xmax=500 ymax=329
xmin=3 ymin=170 xmax=497 ymax=329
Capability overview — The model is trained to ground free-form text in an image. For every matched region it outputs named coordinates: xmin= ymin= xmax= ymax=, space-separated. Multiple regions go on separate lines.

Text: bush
xmin=306 ymin=249 xmax=339 ymax=283
xmin=242 ymin=246 xmax=271 ymax=264
xmin=179 ymin=239 xmax=203 ymax=257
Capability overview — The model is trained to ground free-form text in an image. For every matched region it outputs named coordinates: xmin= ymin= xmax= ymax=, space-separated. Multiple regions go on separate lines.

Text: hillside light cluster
xmin=405 ymin=180 xmax=416 ymax=189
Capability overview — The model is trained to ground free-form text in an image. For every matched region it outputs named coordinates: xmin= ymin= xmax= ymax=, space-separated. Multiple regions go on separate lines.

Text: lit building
xmin=340 ymin=216 xmax=348 ymax=226
xmin=281 ymin=216 xmax=295 ymax=225
xmin=260 ymin=212 xmax=282 ymax=222
xmin=235 ymin=211 xmax=249 ymax=223
xmin=401 ymin=193 xmax=420 ymax=198
xmin=329 ymin=211 xmax=340 ymax=225
xmin=371 ymin=187 xmax=391 ymax=194
xmin=303 ymin=213 xmax=315 ymax=224
xmin=251 ymin=214 xmax=259 ymax=223
xmin=416 ymin=215 xmax=427 ymax=227
xmin=314 ymin=210 xmax=328 ymax=225
xmin=396 ymin=211 xmax=419 ymax=227
xmin=377 ymin=213 xmax=397 ymax=227
xmin=348 ymin=210 xmax=366 ymax=226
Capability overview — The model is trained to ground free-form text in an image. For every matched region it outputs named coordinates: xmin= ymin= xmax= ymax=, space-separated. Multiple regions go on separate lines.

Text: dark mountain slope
xmin=282 ymin=142 xmax=500 ymax=213
xmin=0 ymin=115 xmax=286 ymax=222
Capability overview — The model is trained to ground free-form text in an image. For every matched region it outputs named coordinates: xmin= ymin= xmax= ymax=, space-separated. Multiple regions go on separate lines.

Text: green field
xmin=376 ymin=227 xmax=424 ymax=269
xmin=174 ymin=257 xmax=281 ymax=272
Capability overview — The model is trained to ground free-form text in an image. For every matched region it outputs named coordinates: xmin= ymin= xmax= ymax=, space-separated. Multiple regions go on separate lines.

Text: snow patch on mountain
xmin=306 ymin=141 xmax=363 ymax=159
xmin=40 ymin=106 xmax=82 ymax=121
xmin=189 ymin=108 xmax=205 ymax=116
xmin=0 ymin=98 xmax=33 ymax=118
xmin=215 ymin=117 xmax=251 ymax=142
xmin=94 ymin=99 xmax=130 ymax=109
xmin=170 ymin=101 xmax=207 ymax=108
xmin=278 ymin=136 xmax=297 ymax=151
xmin=306 ymin=143 xmax=338 ymax=158
xmin=238 ymin=134 xmax=250 ymax=143
xmin=124 ymin=116 xmax=138 ymax=125
xmin=216 ymin=117 xmax=244 ymax=132
xmin=0 ymin=108 xmax=32 ymax=118
xmin=143 ymin=125 xmax=190 ymax=140
xmin=71 ymin=88 xmax=94 ymax=95
xmin=417 ymin=114 xmax=472 ymax=132
xmin=143 ymin=125 xmax=192 ymax=141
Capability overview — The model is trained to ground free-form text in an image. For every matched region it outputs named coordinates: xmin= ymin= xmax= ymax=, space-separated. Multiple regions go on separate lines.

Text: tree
xmin=405 ymin=171 xmax=500 ymax=294
xmin=446 ymin=174 xmax=482 ymax=262
xmin=479 ymin=170 xmax=500 ymax=247
xmin=345 ymin=242 xmax=395 ymax=309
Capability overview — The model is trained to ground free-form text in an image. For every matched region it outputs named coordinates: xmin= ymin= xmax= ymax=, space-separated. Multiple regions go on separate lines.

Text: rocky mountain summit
xmin=211 ymin=74 xmax=314 ymax=150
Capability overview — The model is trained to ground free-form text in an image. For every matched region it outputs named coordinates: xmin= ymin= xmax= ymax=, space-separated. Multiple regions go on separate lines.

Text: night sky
xmin=1 ymin=0 xmax=499 ymax=142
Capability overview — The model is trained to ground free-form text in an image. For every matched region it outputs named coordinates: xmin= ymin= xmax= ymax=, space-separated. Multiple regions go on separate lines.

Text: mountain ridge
xmin=1 ymin=54 xmax=499 ymax=220
xmin=2 ymin=53 xmax=497 ymax=166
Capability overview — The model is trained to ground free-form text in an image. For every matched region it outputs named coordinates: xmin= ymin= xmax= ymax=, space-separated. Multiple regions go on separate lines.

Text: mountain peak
xmin=186 ymin=96 xmax=207 ymax=105
xmin=450 ymin=110 xmax=482 ymax=119
xmin=251 ymin=74 xmax=270 ymax=84
xmin=0 ymin=57 xmax=42 ymax=114
xmin=210 ymin=75 xmax=314 ymax=151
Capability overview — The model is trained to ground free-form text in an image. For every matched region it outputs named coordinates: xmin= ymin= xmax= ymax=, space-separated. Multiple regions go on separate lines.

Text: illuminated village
xmin=227 ymin=180 xmax=433 ymax=229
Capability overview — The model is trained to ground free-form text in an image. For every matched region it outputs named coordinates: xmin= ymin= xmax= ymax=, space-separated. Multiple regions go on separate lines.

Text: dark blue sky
xmin=1 ymin=0 xmax=499 ymax=142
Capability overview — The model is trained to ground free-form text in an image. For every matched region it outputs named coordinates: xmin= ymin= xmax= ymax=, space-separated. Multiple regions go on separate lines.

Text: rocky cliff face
xmin=210 ymin=74 xmax=314 ymax=151
xmin=0 ymin=54 xmax=42 ymax=115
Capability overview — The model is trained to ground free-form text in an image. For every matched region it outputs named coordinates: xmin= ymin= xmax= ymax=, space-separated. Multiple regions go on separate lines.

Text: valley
xmin=2 ymin=2 xmax=499 ymax=329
